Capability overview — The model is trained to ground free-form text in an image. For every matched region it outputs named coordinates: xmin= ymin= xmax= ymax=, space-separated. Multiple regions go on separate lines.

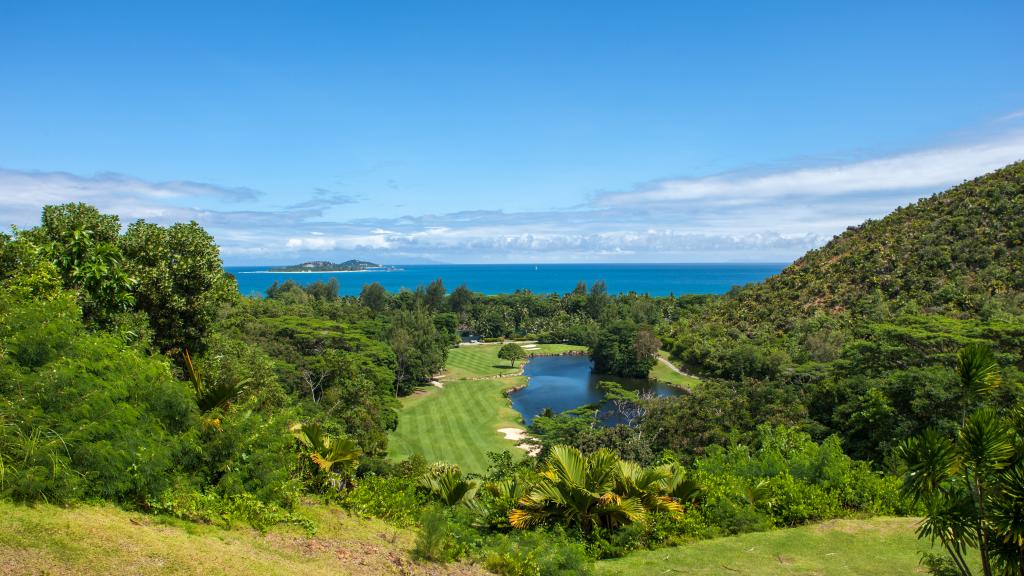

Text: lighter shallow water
xmin=226 ymin=263 xmax=785 ymax=297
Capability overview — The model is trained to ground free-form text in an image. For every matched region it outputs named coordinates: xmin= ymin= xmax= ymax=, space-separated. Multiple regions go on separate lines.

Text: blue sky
xmin=2 ymin=1 xmax=1023 ymax=264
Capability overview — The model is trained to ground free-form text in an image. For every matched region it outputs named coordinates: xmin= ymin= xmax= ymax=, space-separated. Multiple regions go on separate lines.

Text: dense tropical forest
xmin=1 ymin=162 xmax=1023 ymax=575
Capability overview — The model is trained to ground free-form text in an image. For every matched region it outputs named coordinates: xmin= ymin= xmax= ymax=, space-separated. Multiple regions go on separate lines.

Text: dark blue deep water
xmin=509 ymin=355 xmax=684 ymax=426
xmin=226 ymin=263 xmax=785 ymax=297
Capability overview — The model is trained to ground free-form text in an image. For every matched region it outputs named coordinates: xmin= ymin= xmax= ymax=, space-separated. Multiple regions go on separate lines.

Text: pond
xmin=508 ymin=355 xmax=684 ymax=426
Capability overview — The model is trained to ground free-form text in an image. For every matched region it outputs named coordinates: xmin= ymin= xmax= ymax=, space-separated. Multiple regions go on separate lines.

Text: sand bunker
xmin=497 ymin=427 xmax=541 ymax=456
xmin=498 ymin=427 xmax=527 ymax=441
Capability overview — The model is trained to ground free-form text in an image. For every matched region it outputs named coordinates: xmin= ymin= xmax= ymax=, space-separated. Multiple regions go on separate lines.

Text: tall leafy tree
xmin=0 ymin=231 xmax=63 ymax=300
xmin=119 ymin=220 xmax=234 ymax=354
xmin=359 ymin=281 xmax=388 ymax=312
xmin=590 ymin=321 xmax=659 ymax=378
xmin=448 ymin=283 xmax=473 ymax=317
xmin=388 ymin=308 xmax=450 ymax=394
xmin=588 ymin=280 xmax=611 ymax=320
xmin=424 ymin=278 xmax=446 ymax=311
xmin=39 ymin=203 xmax=121 ymax=246
xmin=24 ymin=203 xmax=134 ymax=326
xmin=498 ymin=343 xmax=527 ymax=367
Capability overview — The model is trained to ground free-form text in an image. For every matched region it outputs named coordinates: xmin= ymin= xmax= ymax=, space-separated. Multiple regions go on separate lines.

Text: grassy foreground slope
xmin=388 ymin=377 xmax=527 ymax=471
xmin=596 ymin=517 xmax=951 ymax=576
xmin=0 ymin=501 xmax=484 ymax=576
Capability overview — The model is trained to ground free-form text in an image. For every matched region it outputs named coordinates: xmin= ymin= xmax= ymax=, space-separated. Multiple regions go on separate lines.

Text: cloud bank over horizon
xmin=3 ymin=126 xmax=1024 ymax=265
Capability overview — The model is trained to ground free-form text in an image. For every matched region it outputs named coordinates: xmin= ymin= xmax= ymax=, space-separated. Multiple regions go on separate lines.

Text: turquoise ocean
xmin=226 ymin=263 xmax=786 ymax=298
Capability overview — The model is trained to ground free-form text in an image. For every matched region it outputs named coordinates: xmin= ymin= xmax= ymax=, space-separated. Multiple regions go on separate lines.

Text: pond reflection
xmin=509 ymin=355 xmax=683 ymax=426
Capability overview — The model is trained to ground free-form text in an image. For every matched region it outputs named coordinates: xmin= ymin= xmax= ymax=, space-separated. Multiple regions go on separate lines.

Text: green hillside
xmin=656 ymin=161 xmax=1024 ymax=463
xmin=717 ymin=160 xmax=1023 ymax=324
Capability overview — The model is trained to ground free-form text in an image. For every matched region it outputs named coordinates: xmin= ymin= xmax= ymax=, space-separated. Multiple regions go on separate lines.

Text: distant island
xmin=269 ymin=259 xmax=380 ymax=272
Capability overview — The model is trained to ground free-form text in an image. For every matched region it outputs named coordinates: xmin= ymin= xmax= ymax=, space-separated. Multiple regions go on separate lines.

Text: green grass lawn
xmin=649 ymin=358 xmax=700 ymax=389
xmin=388 ymin=377 xmax=528 ymax=472
xmin=443 ymin=342 xmax=587 ymax=380
xmin=394 ymin=343 xmax=695 ymax=472
xmin=596 ymin=516 xmax=950 ymax=576
xmin=0 ymin=501 xmax=486 ymax=575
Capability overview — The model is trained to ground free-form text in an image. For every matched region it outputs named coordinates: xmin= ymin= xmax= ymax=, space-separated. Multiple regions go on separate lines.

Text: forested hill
xmin=659 ymin=161 xmax=1024 ymax=464
xmin=727 ymin=160 xmax=1024 ymax=325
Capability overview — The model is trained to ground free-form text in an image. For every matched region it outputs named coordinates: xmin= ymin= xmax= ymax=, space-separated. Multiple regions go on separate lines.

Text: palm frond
xmin=897 ymin=428 xmax=959 ymax=502
xmin=956 ymin=343 xmax=1002 ymax=398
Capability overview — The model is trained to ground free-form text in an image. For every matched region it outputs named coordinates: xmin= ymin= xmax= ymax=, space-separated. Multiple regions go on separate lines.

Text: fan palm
xmin=419 ymin=464 xmax=478 ymax=506
xmin=509 ymin=445 xmax=688 ymax=534
xmin=659 ymin=464 xmax=703 ymax=503
xmin=616 ymin=460 xmax=683 ymax=516
xmin=290 ymin=422 xmax=361 ymax=489
xmin=467 ymin=474 xmax=532 ymax=529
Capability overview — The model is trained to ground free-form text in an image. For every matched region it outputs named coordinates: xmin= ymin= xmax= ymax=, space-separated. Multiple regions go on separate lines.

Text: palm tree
xmin=659 ymin=464 xmax=703 ymax=503
xmin=419 ymin=464 xmax=478 ymax=506
xmin=183 ymin=349 xmax=248 ymax=414
xmin=615 ymin=460 xmax=684 ymax=516
xmin=957 ymin=344 xmax=1002 ymax=423
xmin=290 ymin=422 xmax=361 ymax=491
xmin=899 ymin=407 xmax=1024 ymax=576
xmin=508 ymin=445 xmax=691 ymax=534
xmin=465 ymin=473 xmax=533 ymax=529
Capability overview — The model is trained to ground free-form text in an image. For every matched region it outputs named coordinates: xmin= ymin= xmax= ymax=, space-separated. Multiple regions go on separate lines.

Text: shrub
xmin=760 ymin=473 xmax=839 ymax=526
xmin=694 ymin=425 xmax=911 ymax=529
xmin=588 ymin=510 xmax=706 ymax=557
xmin=919 ymin=552 xmax=960 ymax=576
xmin=149 ymin=483 xmax=315 ymax=535
xmin=1 ymin=323 xmax=196 ymax=503
xmin=413 ymin=505 xmax=483 ymax=563
xmin=195 ymin=335 xmax=286 ymax=409
xmin=483 ymin=529 xmax=593 ymax=576
xmin=186 ymin=399 xmax=301 ymax=507
xmin=342 ymin=474 xmax=426 ymax=526
xmin=0 ymin=420 xmax=81 ymax=503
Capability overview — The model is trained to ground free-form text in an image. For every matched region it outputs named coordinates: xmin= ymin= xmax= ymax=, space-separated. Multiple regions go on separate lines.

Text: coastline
xmin=237 ymin=269 xmax=395 ymax=274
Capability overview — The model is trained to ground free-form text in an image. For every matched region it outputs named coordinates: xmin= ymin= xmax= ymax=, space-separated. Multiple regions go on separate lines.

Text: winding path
xmin=657 ymin=356 xmax=699 ymax=390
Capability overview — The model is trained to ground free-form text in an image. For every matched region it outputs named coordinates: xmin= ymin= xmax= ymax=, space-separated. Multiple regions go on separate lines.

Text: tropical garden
xmin=1 ymin=161 xmax=1023 ymax=575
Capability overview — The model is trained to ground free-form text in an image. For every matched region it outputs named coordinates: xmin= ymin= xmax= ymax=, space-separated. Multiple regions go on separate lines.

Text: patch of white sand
xmin=431 ymin=380 xmax=444 ymax=388
xmin=497 ymin=427 xmax=541 ymax=457
xmin=498 ymin=427 xmax=526 ymax=441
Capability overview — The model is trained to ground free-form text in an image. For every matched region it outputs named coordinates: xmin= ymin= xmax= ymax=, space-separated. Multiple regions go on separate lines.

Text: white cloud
xmin=3 ymin=122 xmax=1022 ymax=263
xmin=599 ymin=132 xmax=1024 ymax=206
xmin=0 ymin=168 xmax=262 ymax=228
xmin=285 ymin=233 xmax=393 ymax=250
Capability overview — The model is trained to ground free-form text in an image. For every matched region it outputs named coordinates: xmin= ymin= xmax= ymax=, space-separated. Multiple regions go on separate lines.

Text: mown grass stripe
xmin=387 ymin=378 xmax=527 ymax=472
